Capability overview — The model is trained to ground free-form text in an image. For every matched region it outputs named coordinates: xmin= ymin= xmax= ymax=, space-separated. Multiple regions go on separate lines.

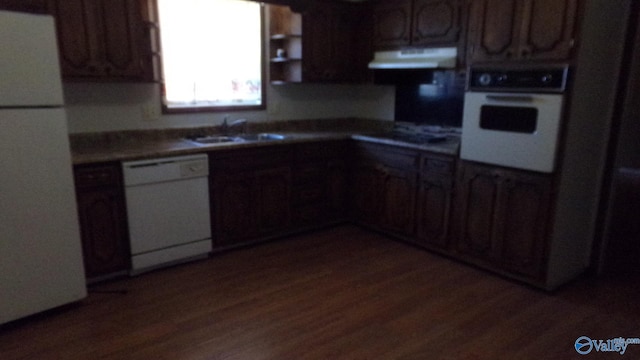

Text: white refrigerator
xmin=0 ymin=10 xmax=87 ymax=325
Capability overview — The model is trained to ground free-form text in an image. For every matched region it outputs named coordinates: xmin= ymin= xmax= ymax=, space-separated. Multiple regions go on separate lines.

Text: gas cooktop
xmin=373 ymin=132 xmax=449 ymax=144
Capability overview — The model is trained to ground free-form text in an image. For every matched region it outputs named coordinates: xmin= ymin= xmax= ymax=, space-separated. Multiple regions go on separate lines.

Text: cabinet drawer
xmin=355 ymin=142 xmax=419 ymax=169
xmin=209 ymin=147 xmax=293 ymax=171
xmin=74 ymin=164 xmax=121 ymax=188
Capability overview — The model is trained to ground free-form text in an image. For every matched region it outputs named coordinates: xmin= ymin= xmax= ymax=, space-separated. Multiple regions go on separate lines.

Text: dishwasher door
xmin=123 ymin=154 xmax=212 ymax=274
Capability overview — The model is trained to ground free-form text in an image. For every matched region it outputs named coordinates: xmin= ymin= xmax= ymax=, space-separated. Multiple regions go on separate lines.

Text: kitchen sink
xmin=236 ymin=133 xmax=287 ymax=141
xmin=188 ymin=136 xmax=240 ymax=144
xmin=186 ymin=133 xmax=288 ymax=145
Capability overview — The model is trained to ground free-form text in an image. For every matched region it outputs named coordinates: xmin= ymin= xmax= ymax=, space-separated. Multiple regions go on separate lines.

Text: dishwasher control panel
xmin=180 ymin=159 xmax=208 ymax=178
xmin=122 ymin=154 xmax=209 ymax=186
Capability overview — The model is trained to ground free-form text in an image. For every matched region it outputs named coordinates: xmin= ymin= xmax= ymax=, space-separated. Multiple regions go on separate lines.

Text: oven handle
xmin=485 ymin=94 xmax=534 ymax=102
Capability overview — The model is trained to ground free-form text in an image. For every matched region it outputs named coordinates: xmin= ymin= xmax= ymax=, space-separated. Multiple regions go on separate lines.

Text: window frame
xmin=158 ymin=1 xmax=267 ymax=114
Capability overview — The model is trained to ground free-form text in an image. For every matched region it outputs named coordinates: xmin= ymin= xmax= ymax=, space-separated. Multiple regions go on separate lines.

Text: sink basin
xmin=236 ymin=133 xmax=287 ymax=141
xmin=187 ymin=136 xmax=241 ymax=144
xmin=186 ymin=133 xmax=287 ymax=146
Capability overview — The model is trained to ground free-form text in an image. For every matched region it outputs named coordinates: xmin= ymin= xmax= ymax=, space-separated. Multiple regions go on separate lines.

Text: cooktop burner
xmin=370 ymin=122 xmax=461 ymax=145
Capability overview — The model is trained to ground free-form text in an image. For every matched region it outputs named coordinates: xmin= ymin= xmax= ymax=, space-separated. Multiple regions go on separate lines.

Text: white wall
xmin=63 ymin=82 xmax=395 ymax=133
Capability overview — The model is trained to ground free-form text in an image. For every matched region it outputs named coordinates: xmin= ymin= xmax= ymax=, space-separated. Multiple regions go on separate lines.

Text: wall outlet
xmin=142 ymin=103 xmax=161 ymax=121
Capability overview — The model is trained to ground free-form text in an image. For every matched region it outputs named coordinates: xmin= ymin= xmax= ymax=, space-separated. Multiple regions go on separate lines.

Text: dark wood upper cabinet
xmin=412 ymin=0 xmax=462 ymax=46
xmin=0 ymin=0 xmax=48 ymax=14
xmin=372 ymin=0 xmax=413 ymax=48
xmin=303 ymin=1 xmax=371 ymax=82
xmin=468 ymin=0 xmax=579 ymax=63
xmin=268 ymin=1 xmax=371 ymax=84
xmin=47 ymin=0 xmax=155 ymax=81
xmin=373 ymin=0 xmax=463 ymax=49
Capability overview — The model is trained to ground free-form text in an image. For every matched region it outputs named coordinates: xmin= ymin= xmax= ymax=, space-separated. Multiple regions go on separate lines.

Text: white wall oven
xmin=460 ymin=65 xmax=569 ymax=173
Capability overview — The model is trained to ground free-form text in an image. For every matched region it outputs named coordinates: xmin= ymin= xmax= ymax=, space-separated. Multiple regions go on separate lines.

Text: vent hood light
xmin=368 ymin=47 xmax=458 ymax=69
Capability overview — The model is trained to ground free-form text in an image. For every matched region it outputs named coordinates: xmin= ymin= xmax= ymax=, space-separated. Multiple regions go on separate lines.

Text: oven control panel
xmin=468 ymin=66 xmax=568 ymax=93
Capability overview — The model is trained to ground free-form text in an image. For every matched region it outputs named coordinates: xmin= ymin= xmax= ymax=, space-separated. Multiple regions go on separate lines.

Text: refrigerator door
xmin=0 ymin=109 xmax=87 ymax=325
xmin=0 ymin=11 xmax=64 ymax=107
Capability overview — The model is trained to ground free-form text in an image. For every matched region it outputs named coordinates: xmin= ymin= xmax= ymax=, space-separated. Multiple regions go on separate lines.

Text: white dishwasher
xmin=122 ymin=154 xmax=212 ymax=275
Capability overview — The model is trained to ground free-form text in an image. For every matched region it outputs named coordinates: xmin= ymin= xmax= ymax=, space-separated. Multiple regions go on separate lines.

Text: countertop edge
xmin=71 ymin=131 xmax=460 ymax=165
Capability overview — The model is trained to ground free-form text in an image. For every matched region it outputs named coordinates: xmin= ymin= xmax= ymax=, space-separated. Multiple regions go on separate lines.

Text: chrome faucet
xmin=220 ymin=117 xmax=248 ymax=136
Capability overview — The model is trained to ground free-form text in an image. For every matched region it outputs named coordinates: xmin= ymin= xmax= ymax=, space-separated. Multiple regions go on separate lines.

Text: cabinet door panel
xmin=456 ymin=167 xmax=500 ymax=261
xmin=521 ymin=0 xmax=578 ymax=60
xmin=302 ymin=5 xmax=333 ymax=81
xmin=100 ymin=0 xmax=141 ymax=75
xmin=380 ymin=167 xmax=417 ymax=236
xmin=256 ymin=167 xmax=291 ymax=234
xmin=373 ymin=0 xmax=412 ymax=49
xmin=77 ymin=189 xmax=130 ymax=278
xmin=214 ymin=173 xmax=257 ymax=246
xmin=74 ymin=163 xmax=130 ymax=280
xmin=49 ymin=0 xmax=93 ymax=73
xmin=499 ymin=175 xmax=550 ymax=278
xmin=469 ymin=0 xmax=522 ymax=61
xmin=412 ymin=0 xmax=460 ymax=46
xmin=351 ymin=164 xmax=383 ymax=225
xmin=48 ymin=0 xmax=150 ymax=80
xmin=417 ymin=176 xmax=452 ymax=248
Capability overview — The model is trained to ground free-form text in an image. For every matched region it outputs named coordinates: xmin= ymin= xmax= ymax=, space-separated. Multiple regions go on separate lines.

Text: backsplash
xmin=63 ymin=82 xmax=395 ymax=134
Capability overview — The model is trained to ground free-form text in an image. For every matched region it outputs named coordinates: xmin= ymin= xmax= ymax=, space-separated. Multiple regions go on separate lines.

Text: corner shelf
xmin=267 ymin=5 xmax=303 ymax=84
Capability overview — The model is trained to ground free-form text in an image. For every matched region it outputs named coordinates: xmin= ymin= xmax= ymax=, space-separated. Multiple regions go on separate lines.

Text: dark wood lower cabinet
xmin=212 ymin=171 xmax=257 ymax=247
xmin=210 ymin=147 xmax=293 ymax=249
xmin=71 ymin=139 xmax=555 ymax=288
xmin=351 ymin=142 xmax=419 ymax=238
xmin=379 ymin=166 xmax=417 ymax=236
xmin=291 ymin=141 xmax=349 ymax=229
xmin=454 ymin=161 xmax=552 ymax=281
xmin=74 ymin=163 xmax=130 ymax=280
xmin=415 ymin=155 xmax=455 ymax=250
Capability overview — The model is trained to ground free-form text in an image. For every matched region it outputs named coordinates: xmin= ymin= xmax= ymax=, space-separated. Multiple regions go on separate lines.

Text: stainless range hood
xmin=368 ymin=47 xmax=458 ymax=69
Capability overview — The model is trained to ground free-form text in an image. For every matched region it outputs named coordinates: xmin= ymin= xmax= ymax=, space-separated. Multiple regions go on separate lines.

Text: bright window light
xmin=157 ymin=0 xmax=263 ymax=111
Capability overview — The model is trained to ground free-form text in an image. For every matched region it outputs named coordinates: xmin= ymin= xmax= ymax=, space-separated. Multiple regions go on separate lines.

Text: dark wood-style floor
xmin=1 ymin=225 xmax=639 ymax=359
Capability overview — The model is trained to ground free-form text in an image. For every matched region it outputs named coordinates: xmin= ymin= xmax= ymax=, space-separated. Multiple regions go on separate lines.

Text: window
xmin=157 ymin=0 xmax=264 ymax=112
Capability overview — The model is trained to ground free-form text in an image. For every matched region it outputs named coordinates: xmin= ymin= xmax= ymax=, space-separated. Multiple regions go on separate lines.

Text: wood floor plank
xmin=1 ymin=225 xmax=639 ymax=359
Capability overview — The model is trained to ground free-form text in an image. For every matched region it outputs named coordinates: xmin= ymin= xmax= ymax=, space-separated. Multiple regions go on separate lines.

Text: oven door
xmin=460 ymin=92 xmax=564 ymax=173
